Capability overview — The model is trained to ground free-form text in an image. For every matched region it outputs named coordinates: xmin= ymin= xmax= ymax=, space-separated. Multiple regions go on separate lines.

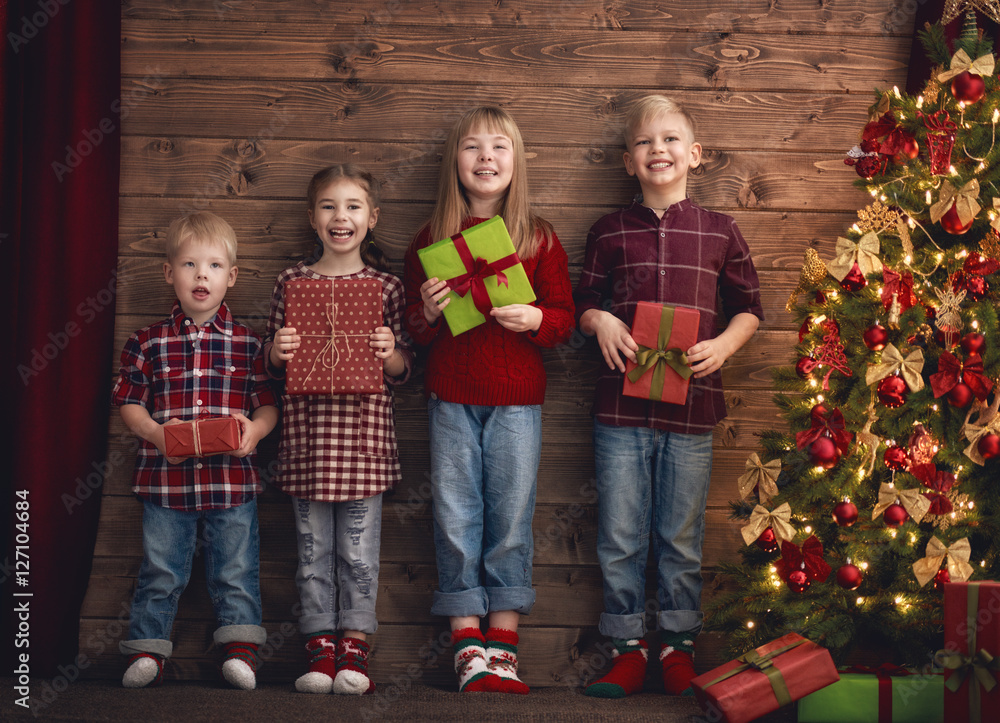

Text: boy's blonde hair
xmin=429 ymin=105 xmax=552 ymax=259
xmin=624 ymin=95 xmax=698 ymax=146
xmin=165 ymin=211 xmax=238 ymax=265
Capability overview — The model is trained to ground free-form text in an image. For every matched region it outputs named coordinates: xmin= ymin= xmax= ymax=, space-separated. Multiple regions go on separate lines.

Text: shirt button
xmin=660 ymin=270 xmax=666 ymax=276
xmin=184 ymin=319 xmax=191 ymax=326
xmin=164 ymin=366 xmax=170 ymax=372
xmin=660 ymin=232 xmax=665 ymax=237
xmin=230 ymin=366 xmax=236 ymax=372
xmin=196 ymin=463 xmax=203 ymax=470
xmin=194 ymin=370 xmax=201 ymax=377
xmin=196 ymin=399 xmax=203 ymax=406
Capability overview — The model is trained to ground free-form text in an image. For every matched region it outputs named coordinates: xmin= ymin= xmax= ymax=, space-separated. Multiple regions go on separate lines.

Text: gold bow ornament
xmin=785 ymin=248 xmax=828 ymax=312
xmin=741 ymin=503 xmax=796 ymax=547
xmin=937 ymin=49 xmax=996 ymax=83
xmin=827 ymin=232 xmax=883 ymax=282
xmin=930 ymin=179 xmax=981 ymax=227
xmin=737 ymin=452 xmax=782 ymax=504
xmin=912 ymin=536 xmax=973 ymax=587
xmin=872 ymin=483 xmax=930 ymax=523
xmin=865 ymin=344 xmax=925 ymax=392
xmin=963 ymin=397 xmax=1000 ymax=466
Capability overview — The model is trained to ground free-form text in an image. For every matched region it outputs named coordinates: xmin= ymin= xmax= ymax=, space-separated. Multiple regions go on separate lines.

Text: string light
xmin=889 ymin=529 xmax=898 ymax=539
xmin=917 ymin=95 xmax=924 ymax=108
xmin=746 ymin=621 xmax=755 ymax=629
xmin=856 ymin=596 xmax=865 ymax=605
xmin=926 ymin=191 xmax=933 ymax=205
xmin=893 ymin=86 xmax=901 ymax=98
xmin=860 ymin=562 xmax=868 ymax=570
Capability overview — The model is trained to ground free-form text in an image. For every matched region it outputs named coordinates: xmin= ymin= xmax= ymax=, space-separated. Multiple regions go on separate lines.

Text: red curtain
xmin=2 ymin=1 xmax=121 ymax=675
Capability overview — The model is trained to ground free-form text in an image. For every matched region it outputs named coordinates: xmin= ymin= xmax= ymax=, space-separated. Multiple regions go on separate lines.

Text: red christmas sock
xmin=333 ymin=637 xmax=375 ymax=695
xmin=485 ymin=628 xmax=529 ymax=694
xmin=452 ymin=627 xmax=500 ymax=692
xmin=583 ymin=639 xmax=648 ymax=698
xmin=659 ymin=630 xmax=696 ymax=695
xmin=221 ymin=641 xmax=259 ymax=690
xmin=295 ymin=631 xmax=338 ymax=694
xmin=122 ymin=652 xmax=164 ymax=688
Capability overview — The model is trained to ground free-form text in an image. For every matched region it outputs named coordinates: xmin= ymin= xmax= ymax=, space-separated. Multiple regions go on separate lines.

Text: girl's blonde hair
xmin=429 ymin=106 xmax=552 ymax=259
xmin=306 ymin=164 xmax=389 ymax=272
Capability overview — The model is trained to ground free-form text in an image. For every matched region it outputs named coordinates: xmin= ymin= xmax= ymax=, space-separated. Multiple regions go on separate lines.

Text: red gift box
xmin=285 ymin=278 xmax=383 ymax=395
xmin=938 ymin=581 xmax=1000 ymax=723
xmin=691 ymin=632 xmax=840 ymax=723
xmin=623 ymin=302 xmax=699 ymax=404
xmin=163 ymin=417 xmax=241 ymax=458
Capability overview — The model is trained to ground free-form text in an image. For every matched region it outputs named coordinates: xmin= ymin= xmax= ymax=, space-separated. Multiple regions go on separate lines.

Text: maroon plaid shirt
xmin=575 ymin=199 xmax=764 ymax=434
xmin=112 ymin=301 xmax=278 ymax=510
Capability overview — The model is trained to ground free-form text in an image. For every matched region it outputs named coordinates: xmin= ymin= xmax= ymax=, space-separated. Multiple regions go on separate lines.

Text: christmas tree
xmin=708 ymin=13 xmax=1000 ymax=666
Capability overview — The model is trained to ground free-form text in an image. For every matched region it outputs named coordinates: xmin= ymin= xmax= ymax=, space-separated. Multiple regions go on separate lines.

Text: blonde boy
xmin=575 ymin=96 xmax=764 ymax=697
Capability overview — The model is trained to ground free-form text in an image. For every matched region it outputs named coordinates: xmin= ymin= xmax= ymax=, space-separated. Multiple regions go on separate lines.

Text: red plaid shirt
xmin=112 ymin=301 xmax=278 ymax=511
xmin=575 ymin=199 xmax=764 ymax=434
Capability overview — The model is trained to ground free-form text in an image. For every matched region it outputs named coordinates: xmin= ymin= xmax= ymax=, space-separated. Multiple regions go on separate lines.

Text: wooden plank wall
xmin=83 ymin=0 xmax=915 ymax=688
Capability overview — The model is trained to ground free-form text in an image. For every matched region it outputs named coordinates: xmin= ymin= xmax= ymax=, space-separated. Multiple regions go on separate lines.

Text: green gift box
xmin=798 ymin=670 xmax=944 ymax=723
xmin=417 ymin=216 xmax=536 ymax=336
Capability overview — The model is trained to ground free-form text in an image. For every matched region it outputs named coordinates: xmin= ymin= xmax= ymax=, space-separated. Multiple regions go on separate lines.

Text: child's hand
xmin=230 ymin=412 xmax=263 ymax=458
xmin=420 ymin=277 xmax=451 ymax=324
xmin=369 ymin=326 xmax=396 ymax=359
xmin=271 ymin=326 xmax=300 ymax=365
xmin=686 ymin=337 xmax=735 ymax=378
xmin=491 ymin=304 xmax=542 ymax=333
xmin=158 ymin=418 xmax=187 ymax=464
xmin=590 ymin=311 xmax=638 ymax=372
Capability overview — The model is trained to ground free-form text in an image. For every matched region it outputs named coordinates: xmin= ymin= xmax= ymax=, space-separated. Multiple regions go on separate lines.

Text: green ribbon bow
xmin=626 ymin=305 xmax=693 ymax=400
xmin=934 ymin=582 xmax=1000 ymax=722
xmin=701 ymin=638 xmax=806 ymax=707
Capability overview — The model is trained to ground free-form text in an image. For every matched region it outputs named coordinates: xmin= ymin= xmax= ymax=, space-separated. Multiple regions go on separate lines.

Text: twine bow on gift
xmin=445 ymin=231 xmax=520 ymax=316
xmin=827 ymin=232 xmax=883 ymax=282
xmin=913 ymin=536 xmax=973 ymax=587
xmin=741 ymin=503 xmax=795 ymax=547
xmin=931 ymin=351 xmax=994 ymax=402
xmin=737 ymin=452 xmax=782 ymax=505
xmin=700 ymin=638 xmax=808 ymax=707
xmin=626 ymin=305 xmax=693 ymax=400
xmin=937 ymin=49 xmax=996 ymax=83
xmin=865 ymin=343 xmax=925 ymax=392
xmin=301 ymin=292 xmax=368 ymax=391
xmin=930 ymin=179 xmax=982 ymax=227
xmin=872 ymin=482 xmax=930 ymax=523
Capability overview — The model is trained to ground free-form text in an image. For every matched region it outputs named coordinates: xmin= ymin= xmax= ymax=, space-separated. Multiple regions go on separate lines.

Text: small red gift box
xmin=691 ymin=632 xmax=840 ymax=723
xmin=164 ymin=417 xmax=241 ymax=458
xmin=284 ymin=278 xmax=383 ymax=395
xmin=623 ymin=302 xmax=699 ymax=404
xmin=938 ymin=581 xmax=1000 ymax=723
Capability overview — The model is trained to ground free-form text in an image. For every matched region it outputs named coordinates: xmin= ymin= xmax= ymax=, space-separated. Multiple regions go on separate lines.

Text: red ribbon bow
xmin=911 ymin=463 xmax=956 ymax=493
xmin=880 ymin=268 xmax=918 ymax=312
xmin=776 ymin=535 xmax=831 ymax=583
xmin=795 ymin=406 xmax=853 ymax=454
xmin=445 ymin=232 xmax=520 ymax=316
xmin=930 ymin=351 xmax=994 ymax=401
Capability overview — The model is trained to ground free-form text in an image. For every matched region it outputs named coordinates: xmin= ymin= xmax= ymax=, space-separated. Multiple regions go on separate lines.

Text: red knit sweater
xmin=403 ymin=217 xmax=575 ymax=406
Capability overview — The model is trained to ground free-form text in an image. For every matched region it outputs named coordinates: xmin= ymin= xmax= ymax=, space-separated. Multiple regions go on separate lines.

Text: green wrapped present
xmin=417 ymin=216 xmax=536 ymax=336
xmin=798 ymin=668 xmax=943 ymax=723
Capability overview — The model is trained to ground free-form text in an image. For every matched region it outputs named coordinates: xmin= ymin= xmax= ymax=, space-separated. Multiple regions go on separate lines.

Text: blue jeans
xmin=121 ymin=498 xmax=265 ymax=659
xmin=593 ymin=420 xmax=714 ymax=639
xmin=428 ymin=398 xmax=540 ymax=617
xmin=292 ymin=495 xmax=382 ymax=635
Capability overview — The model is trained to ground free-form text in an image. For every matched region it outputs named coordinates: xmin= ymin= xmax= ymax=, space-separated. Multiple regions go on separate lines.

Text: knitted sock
xmin=333 ymin=637 xmax=375 ymax=695
xmin=221 ymin=641 xmax=259 ymax=690
xmin=659 ymin=630 xmax=697 ymax=695
xmin=122 ymin=653 xmax=164 ymax=688
xmin=485 ymin=628 xmax=529 ymax=694
xmin=295 ymin=631 xmax=338 ymax=694
xmin=583 ymin=639 xmax=649 ymax=698
xmin=453 ymin=627 xmax=500 ymax=692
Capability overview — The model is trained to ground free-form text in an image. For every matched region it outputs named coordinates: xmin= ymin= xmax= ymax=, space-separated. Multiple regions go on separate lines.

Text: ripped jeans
xmin=291 ymin=494 xmax=382 ymax=635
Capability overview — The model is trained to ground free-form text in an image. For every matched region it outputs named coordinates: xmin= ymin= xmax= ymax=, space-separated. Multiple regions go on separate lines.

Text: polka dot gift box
xmin=284 ymin=278 xmax=384 ymax=395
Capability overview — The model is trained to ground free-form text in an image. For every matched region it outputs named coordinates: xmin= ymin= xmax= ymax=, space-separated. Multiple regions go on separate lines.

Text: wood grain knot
xmin=227 ymin=171 xmax=250 ymax=196
xmin=157 ymin=139 xmax=173 ymax=153
xmin=588 ymin=148 xmax=605 ymax=163
xmin=236 ymin=140 xmax=256 ymax=158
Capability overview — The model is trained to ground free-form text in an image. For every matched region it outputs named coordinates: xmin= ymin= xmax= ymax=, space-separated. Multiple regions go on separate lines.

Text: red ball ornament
xmin=883 ymin=503 xmax=909 ymax=528
xmin=877 ymin=375 xmax=909 ymax=408
xmin=863 ymin=324 xmax=889 ymax=351
xmin=795 ymin=356 xmax=818 ymax=379
xmin=939 ymin=203 xmax=974 ymax=235
xmin=883 ymin=445 xmax=910 ymax=471
xmin=961 ymin=332 xmax=986 ymax=356
xmin=836 ymin=564 xmax=863 ymax=591
xmin=755 ymin=527 xmax=779 ymax=553
xmin=787 ymin=569 xmax=811 ymax=593
xmin=895 ymin=135 xmax=919 ymax=161
xmin=933 ymin=568 xmax=951 ymax=592
xmin=978 ymin=433 xmax=1000 ymax=461
xmin=840 ymin=262 xmax=868 ymax=291
xmin=833 ymin=501 xmax=858 ymax=527
xmin=809 ymin=436 xmax=839 ymax=469
xmin=947 ymin=381 xmax=974 ymax=408
xmin=951 ymin=70 xmax=986 ymax=103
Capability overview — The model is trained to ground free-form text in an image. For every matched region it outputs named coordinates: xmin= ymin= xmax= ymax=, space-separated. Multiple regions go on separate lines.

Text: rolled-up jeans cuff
xmin=485 ymin=586 xmax=535 ymax=615
xmin=120 ymin=638 xmax=173 ymax=659
xmin=339 ymin=610 xmax=378 ymax=635
xmin=214 ymin=624 xmax=267 ymax=646
xmin=431 ymin=588 xmax=488 ymax=618
xmin=657 ymin=611 xmax=703 ymax=636
xmin=598 ymin=612 xmax=647 ymax=640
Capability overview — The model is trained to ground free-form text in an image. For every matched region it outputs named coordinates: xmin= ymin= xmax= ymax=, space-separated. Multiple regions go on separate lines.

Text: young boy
xmin=575 ymin=96 xmax=764 ymax=698
xmin=112 ymin=211 xmax=279 ymax=690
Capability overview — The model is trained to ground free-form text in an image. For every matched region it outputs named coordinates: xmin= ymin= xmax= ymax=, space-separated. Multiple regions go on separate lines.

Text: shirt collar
xmin=169 ymin=300 xmax=234 ymax=336
xmin=630 ymin=196 xmax=692 ymax=219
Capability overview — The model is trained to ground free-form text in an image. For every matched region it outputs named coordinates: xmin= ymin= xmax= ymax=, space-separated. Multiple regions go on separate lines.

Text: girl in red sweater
xmin=403 ymin=106 xmax=575 ymax=693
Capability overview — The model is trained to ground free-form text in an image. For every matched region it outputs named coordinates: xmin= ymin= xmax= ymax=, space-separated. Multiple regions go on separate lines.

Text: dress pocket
xmin=356 ymin=393 xmax=396 ymax=457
